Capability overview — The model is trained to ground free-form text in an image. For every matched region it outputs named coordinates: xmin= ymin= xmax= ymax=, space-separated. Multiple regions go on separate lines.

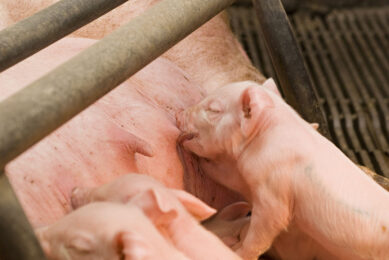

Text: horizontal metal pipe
xmin=0 ymin=0 xmax=128 ymax=73
xmin=0 ymin=0 xmax=235 ymax=170
xmin=252 ymin=0 xmax=331 ymax=139
xmin=0 ymin=172 xmax=47 ymax=260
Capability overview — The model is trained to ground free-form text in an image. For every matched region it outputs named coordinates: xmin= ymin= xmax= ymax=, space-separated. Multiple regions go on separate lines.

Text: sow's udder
xmin=3 ymin=38 xmax=242 ymax=227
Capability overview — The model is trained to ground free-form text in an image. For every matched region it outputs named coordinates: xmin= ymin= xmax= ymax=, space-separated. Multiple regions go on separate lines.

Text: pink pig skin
xmin=267 ymin=224 xmax=340 ymax=260
xmin=1 ymin=0 xmax=265 ymax=227
xmin=201 ymin=201 xmax=338 ymax=260
xmin=71 ymin=173 xmax=217 ymax=221
xmin=177 ymin=78 xmax=389 ymax=260
xmin=35 ymin=202 xmax=189 ymax=260
xmin=2 ymin=37 xmax=205 ymax=227
xmin=71 ymin=173 xmax=241 ymax=260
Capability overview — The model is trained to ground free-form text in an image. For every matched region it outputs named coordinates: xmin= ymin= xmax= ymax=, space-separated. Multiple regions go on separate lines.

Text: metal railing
xmin=252 ymin=0 xmax=330 ymax=138
xmin=0 ymin=0 xmax=330 ymax=258
xmin=0 ymin=0 xmax=236 ymax=258
xmin=0 ymin=172 xmax=46 ymax=259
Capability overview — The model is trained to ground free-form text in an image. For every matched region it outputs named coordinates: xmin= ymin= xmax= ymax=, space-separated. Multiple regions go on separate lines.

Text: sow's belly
xmin=1 ymin=37 xmax=240 ymax=227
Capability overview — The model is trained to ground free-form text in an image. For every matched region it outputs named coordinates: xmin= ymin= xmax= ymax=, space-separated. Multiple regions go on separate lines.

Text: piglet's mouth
xmin=177 ymin=132 xmax=199 ymax=144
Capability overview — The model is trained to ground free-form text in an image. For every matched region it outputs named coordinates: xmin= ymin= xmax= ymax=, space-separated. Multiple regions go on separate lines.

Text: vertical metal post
xmin=252 ymin=0 xmax=331 ymax=138
xmin=0 ymin=172 xmax=47 ymax=259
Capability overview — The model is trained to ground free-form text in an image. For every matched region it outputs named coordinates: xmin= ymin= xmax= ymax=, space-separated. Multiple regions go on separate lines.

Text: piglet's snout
xmin=176 ymin=108 xmax=193 ymax=131
xmin=175 ymin=109 xmax=184 ymax=129
xmin=176 ymin=108 xmax=200 ymax=145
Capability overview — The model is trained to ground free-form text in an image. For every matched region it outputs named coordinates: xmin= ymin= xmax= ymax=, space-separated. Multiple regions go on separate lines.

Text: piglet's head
xmin=36 ymin=202 xmax=182 ymax=260
xmin=177 ymin=79 xmax=280 ymax=159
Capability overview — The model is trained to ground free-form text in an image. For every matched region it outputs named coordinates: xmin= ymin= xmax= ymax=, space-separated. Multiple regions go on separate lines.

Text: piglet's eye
xmin=206 ymin=107 xmax=221 ymax=113
xmin=206 ymin=101 xmax=223 ymax=113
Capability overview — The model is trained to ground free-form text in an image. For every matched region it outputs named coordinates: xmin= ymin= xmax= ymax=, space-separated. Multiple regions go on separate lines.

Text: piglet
xmin=176 ymin=78 xmax=389 ymax=260
xmin=71 ymin=173 xmax=241 ymax=260
xmin=35 ymin=202 xmax=189 ymax=260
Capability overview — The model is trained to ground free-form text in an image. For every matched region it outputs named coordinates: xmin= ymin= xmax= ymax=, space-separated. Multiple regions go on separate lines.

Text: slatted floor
xmin=229 ymin=6 xmax=389 ymax=177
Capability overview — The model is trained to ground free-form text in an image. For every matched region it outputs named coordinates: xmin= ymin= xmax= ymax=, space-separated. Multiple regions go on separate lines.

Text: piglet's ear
xmin=262 ymin=78 xmax=281 ymax=97
xmin=131 ymin=189 xmax=178 ymax=225
xmin=171 ymin=189 xmax=216 ymax=221
xmin=216 ymin=202 xmax=251 ymax=221
xmin=240 ymin=86 xmax=274 ymax=138
xmin=67 ymin=231 xmax=95 ymax=254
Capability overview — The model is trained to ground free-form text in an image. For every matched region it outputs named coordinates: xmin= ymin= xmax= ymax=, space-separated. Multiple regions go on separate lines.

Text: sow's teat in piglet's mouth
xmin=175 ymin=110 xmax=199 ymax=144
xmin=175 ymin=109 xmax=184 ymax=128
xmin=177 ymin=132 xmax=198 ymax=144
xmin=176 ymin=132 xmax=200 ymax=176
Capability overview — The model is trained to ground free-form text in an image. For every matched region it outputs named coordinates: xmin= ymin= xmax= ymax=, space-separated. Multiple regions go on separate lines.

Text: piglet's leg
xmin=236 ymin=191 xmax=291 ymax=260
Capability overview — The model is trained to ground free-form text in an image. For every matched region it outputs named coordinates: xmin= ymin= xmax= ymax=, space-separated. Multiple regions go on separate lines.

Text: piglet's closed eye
xmin=117 ymin=231 xmax=153 ymax=260
xmin=206 ymin=100 xmax=223 ymax=113
xmin=205 ymin=100 xmax=224 ymax=121
xmin=66 ymin=232 xmax=95 ymax=254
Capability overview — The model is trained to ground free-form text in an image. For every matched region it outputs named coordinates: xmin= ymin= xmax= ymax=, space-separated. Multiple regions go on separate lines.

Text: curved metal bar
xmin=0 ymin=0 xmax=128 ymax=73
xmin=0 ymin=172 xmax=47 ymax=259
xmin=252 ymin=0 xmax=331 ymax=139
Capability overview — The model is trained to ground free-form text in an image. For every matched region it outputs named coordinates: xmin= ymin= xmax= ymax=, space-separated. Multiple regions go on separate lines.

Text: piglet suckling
xmin=71 ymin=173 xmax=241 ymax=260
xmin=176 ymin=78 xmax=389 ymax=260
xmin=35 ymin=202 xmax=189 ymax=260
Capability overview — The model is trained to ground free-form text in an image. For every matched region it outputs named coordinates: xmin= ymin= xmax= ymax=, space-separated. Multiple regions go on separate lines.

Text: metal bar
xmin=252 ymin=0 xmax=331 ymax=139
xmin=0 ymin=171 xmax=47 ymax=259
xmin=0 ymin=0 xmax=129 ymax=73
xmin=0 ymin=0 xmax=235 ymax=170
xmin=251 ymin=9 xmax=278 ymax=81
xmin=240 ymin=10 xmax=262 ymax=69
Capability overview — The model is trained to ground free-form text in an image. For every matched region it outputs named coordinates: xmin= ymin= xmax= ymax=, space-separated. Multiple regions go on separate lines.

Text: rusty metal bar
xmin=0 ymin=0 xmax=129 ymax=73
xmin=0 ymin=171 xmax=47 ymax=259
xmin=252 ymin=0 xmax=331 ymax=139
xmin=0 ymin=0 xmax=236 ymax=169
